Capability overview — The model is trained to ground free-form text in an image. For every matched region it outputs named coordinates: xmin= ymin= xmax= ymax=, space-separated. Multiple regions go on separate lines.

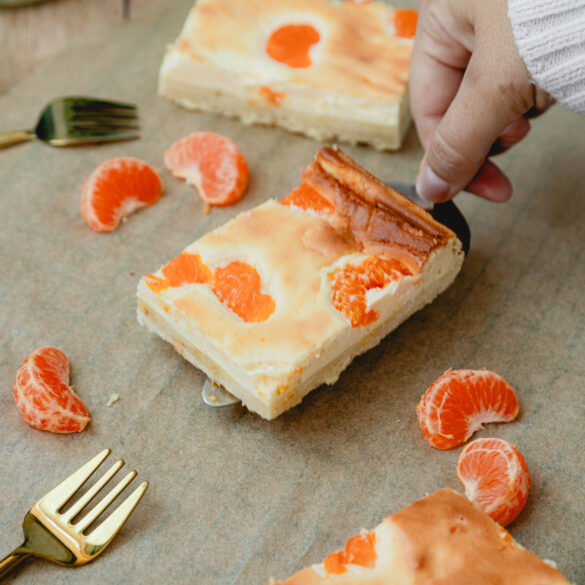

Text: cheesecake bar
xmin=136 ymin=147 xmax=463 ymax=419
xmin=159 ymin=0 xmax=415 ymax=151
xmin=272 ymin=488 xmax=572 ymax=584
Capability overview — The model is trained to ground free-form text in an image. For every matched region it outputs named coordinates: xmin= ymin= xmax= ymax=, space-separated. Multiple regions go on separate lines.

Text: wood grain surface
xmin=0 ymin=0 xmax=162 ymax=94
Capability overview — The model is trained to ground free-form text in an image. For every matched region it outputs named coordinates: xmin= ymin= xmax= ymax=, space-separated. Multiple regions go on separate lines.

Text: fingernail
xmin=416 ymin=165 xmax=451 ymax=202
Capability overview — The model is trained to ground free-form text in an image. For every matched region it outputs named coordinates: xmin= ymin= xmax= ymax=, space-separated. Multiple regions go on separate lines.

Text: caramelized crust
xmin=274 ymin=488 xmax=571 ymax=585
xmin=302 ymin=146 xmax=456 ymax=273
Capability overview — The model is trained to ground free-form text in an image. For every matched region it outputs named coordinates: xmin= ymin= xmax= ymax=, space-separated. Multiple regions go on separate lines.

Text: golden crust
xmin=274 ymin=488 xmax=572 ymax=585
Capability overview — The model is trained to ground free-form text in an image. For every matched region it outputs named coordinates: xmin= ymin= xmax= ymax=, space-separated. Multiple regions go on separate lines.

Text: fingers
xmin=489 ymin=117 xmax=531 ymax=156
xmin=415 ymin=44 xmax=533 ymax=202
xmin=411 ymin=0 xmax=544 ymax=203
xmin=465 ymin=159 xmax=513 ymax=202
xmin=409 ymin=1 xmax=471 ymax=150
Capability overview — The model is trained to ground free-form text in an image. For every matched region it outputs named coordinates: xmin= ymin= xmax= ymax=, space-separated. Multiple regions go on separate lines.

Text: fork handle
xmin=0 ymin=130 xmax=35 ymax=149
xmin=0 ymin=546 xmax=31 ymax=580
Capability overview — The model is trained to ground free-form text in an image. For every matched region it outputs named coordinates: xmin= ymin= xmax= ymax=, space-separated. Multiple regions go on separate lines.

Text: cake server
xmin=201 ymin=184 xmax=470 ymax=408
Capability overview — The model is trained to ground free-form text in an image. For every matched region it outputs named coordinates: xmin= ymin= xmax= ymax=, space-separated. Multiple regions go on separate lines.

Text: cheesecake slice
xmin=136 ymin=147 xmax=463 ymax=419
xmin=271 ymin=488 xmax=572 ymax=584
xmin=159 ymin=0 xmax=415 ymax=151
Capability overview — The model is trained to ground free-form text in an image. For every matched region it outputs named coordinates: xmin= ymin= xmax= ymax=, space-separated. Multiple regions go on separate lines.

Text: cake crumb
xmin=106 ymin=393 xmax=120 ymax=407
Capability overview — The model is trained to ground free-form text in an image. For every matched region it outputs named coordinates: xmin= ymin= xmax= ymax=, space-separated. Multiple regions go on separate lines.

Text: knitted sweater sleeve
xmin=507 ymin=0 xmax=585 ymax=115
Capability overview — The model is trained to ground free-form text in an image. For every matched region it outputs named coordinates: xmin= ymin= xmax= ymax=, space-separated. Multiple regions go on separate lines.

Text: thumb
xmin=416 ymin=54 xmax=531 ymax=203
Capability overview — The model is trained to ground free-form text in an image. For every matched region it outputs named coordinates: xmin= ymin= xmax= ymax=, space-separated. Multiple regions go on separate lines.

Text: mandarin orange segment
xmin=13 ymin=346 xmax=91 ymax=434
xmin=80 ymin=157 xmax=162 ymax=232
xmin=164 ymin=131 xmax=249 ymax=207
xmin=212 ymin=261 xmax=275 ymax=323
xmin=281 ymin=183 xmax=334 ymax=215
xmin=259 ymin=86 xmax=286 ymax=106
xmin=417 ymin=369 xmax=520 ymax=450
xmin=330 ymin=257 xmax=412 ymax=327
xmin=393 ymin=8 xmax=418 ymax=39
xmin=146 ymin=252 xmax=212 ymax=293
xmin=266 ymin=24 xmax=321 ymax=68
xmin=146 ymin=254 xmax=275 ymax=323
xmin=162 ymin=252 xmax=213 ymax=287
xmin=457 ymin=438 xmax=530 ymax=526
xmin=324 ymin=532 xmax=377 ymax=576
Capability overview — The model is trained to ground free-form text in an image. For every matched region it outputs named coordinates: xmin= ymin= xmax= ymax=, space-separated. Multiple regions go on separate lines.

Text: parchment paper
xmin=1 ymin=2 xmax=584 ymax=583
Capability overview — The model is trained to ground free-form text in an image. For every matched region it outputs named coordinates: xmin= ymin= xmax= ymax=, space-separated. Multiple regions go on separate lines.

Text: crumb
xmin=130 ymin=271 xmax=135 ymax=276
xmin=107 ymin=393 xmax=120 ymax=407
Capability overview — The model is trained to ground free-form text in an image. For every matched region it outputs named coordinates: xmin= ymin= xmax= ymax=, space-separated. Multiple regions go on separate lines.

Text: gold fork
xmin=0 ymin=449 xmax=148 ymax=580
xmin=0 ymin=97 xmax=140 ymax=149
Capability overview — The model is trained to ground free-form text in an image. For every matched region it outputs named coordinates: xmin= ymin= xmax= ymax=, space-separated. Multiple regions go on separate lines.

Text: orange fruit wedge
xmin=323 ymin=531 xmax=377 ymax=576
xmin=164 ymin=131 xmax=249 ymax=207
xmin=417 ymin=369 xmax=520 ymax=450
xmin=13 ymin=346 xmax=91 ymax=433
xmin=145 ymin=252 xmax=213 ymax=293
xmin=330 ymin=257 xmax=412 ymax=327
xmin=213 ymin=261 xmax=276 ymax=323
xmin=266 ymin=24 xmax=321 ymax=68
xmin=81 ymin=157 xmax=162 ymax=232
xmin=393 ymin=8 xmax=418 ymax=39
xmin=281 ymin=183 xmax=333 ymax=215
xmin=146 ymin=253 xmax=275 ymax=323
xmin=457 ymin=437 xmax=530 ymax=526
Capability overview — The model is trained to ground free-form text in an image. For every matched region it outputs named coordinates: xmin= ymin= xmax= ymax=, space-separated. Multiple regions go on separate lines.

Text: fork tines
xmin=58 ymin=97 xmax=141 ymax=141
xmin=41 ymin=449 xmax=148 ymax=537
xmin=64 ymin=97 xmax=137 ymax=111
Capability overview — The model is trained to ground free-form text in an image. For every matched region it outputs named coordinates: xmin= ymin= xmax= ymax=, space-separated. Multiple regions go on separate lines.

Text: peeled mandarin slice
xmin=81 ymin=157 xmax=162 ymax=232
xmin=393 ymin=8 xmax=418 ymax=39
xmin=164 ymin=131 xmax=249 ymax=207
xmin=212 ymin=261 xmax=275 ymax=323
xmin=330 ymin=257 xmax=412 ymax=327
xmin=146 ymin=252 xmax=213 ymax=293
xmin=417 ymin=369 xmax=520 ymax=450
xmin=457 ymin=438 xmax=530 ymax=526
xmin=266 ymin=24 xmax=321 ymax=68
xmin=259 ymin=86 xmax=286 ymax=106
xmin=13 ymin=346 xmax=91 ymax=434
xmin=281 ymin=183 xmax=333 ymax=215
xmin=324 ymin=532 xmax=377 ymax=576
xmin=146 ymin=254 xmax=275 ymax=323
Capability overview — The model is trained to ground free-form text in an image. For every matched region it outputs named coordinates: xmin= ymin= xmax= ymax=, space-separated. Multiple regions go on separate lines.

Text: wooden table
xmin=0 ymin=0 xmax=161 ymax=94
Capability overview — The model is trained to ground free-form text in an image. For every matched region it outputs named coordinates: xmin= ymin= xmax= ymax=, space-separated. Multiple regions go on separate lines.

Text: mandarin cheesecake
xmin=136 ymin=147 xmax=463 ymax=419
xmin=159 ymin=0 xmax=416 ymax=151
xmin=271 ymin=488 xmax=572 ymax=584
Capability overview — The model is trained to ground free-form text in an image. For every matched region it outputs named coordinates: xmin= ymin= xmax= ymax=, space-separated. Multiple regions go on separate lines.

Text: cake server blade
xmin=202 ymin=378 xmax=239 ymax=407
xmin=386 ymin=182 xmax=471 ymax=255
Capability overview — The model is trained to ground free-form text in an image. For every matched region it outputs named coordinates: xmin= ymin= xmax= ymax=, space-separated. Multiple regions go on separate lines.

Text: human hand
xmin=410 ymin=0 xmax=554 ymax=203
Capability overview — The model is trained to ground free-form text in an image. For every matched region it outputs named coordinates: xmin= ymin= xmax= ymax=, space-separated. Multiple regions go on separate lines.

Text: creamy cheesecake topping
xmin=173 ymin=0 xmax=412 ymax=99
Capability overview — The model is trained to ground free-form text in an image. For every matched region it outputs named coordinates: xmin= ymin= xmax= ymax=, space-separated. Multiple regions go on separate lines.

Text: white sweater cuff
xmin=508 ymin=0 xmax=585 ymax=114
